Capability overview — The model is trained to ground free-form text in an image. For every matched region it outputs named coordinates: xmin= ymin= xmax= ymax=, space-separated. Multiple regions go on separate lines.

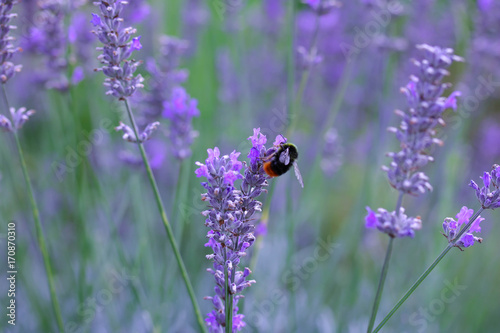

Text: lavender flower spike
xmin=366 ymin=45 xmax=463 ymax=238
xmin=163 ymin=86 xmax=200 ymax=160
xmin=384 ymin=45 xmax=464 ymax=196
xmin=469 ymin=164 xmax=500 ymax=210
xmin=0 ymin=0 xmax=22 ymax=83
xmin=91 ymin=1 xmax=144 ymax=99
xmin=196 ymin=128 xmax=272 ymax=331
xmin=196 ymin=147 xmax=251 ymax=332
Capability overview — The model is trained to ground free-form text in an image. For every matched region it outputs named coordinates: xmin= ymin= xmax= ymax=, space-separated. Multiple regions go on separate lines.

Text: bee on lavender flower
xmin=263 ymin=137 xmax=304 ymax=188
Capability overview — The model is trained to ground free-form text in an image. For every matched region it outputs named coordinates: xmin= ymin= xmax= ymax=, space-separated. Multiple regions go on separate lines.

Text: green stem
xmin=366 ymin=237 xmax=394 ymax=333
xmin=372 ymin=208 xmax=485 ymax=332
xmin=122 ymin=99 xmax=207 ymax=333
xmin=366 ymin=192 xmax=403 ymax=333
xmin=1 ymin=85 xmax=65 ymax=332
xmin=172 ymin=160 xmax=184 ymax=237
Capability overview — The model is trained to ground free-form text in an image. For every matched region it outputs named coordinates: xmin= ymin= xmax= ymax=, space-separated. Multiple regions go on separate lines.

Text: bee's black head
xmin=282 ymin=143 xmax=298 ymax=160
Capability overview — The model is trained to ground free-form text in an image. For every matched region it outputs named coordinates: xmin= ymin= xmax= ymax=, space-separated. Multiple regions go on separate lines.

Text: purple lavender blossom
xmin=365 ymin=207 xmax=422 ymax=238
xmin=162 ymin=87 xmax=199 ymax=160
xmin=196 ymin=129 xmax=274 ymax=331
xmin=27 ymin=0 xmax=68 ymax=90
xmin=297 ymin=45 xmax=323 ymax=69
xmin=195 ymin=147 xmax=252 ymax=331
xmin=91 ymin=0 xmax=144 ymax=99
xmin=0 ymin=107 xmax=35 ymax=132
xmin=142 ymin=35 xmax=189 ymax=120
xmin=384 ymin=45 xmax=464 ymax=196
xmin=139 ymin=35 xmax=199 ymax=160
xmin=115 ymin=121 xmax=160 ymax=143
xmin=0 ymin=1 xmax=35 ymax=132
xmin=442 ymin=206 xmax=484 ymax=249
xmin=469 ymin=165 xmax=500 ymax=210
xmin=0 ymin=0 xmax=22 ymax=83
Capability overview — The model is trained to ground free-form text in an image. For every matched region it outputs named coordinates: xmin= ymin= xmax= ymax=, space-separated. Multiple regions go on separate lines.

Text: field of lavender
xmin=1 ymin=0 xmax=500 ymax=332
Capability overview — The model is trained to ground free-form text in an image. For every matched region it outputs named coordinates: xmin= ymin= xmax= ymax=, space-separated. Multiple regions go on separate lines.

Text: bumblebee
xmin=263 ymin=142 xmax=304 ymax=188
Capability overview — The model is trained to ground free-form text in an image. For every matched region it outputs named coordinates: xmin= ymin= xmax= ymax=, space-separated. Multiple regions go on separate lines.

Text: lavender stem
xmin=372 ymin=207 xmax=484 ymax=332
xmin=366 ymin=186 xmax=403 ymax=333
xmin=1 ymin=85 xmax=65 ymax=332
xmin=366 ymin=236 xmax=394 ymax=333
xmin=122 ymin=99 xmax=207 ymax=333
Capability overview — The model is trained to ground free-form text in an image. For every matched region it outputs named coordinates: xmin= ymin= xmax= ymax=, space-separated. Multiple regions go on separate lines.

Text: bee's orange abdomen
xmin=263 ymin=161 xmax=279 ymax=177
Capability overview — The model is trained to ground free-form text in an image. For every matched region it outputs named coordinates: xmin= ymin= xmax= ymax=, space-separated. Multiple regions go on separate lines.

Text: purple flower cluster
xmin=91 ymin=0 xmax=144 ymax=99
xmin=469 ymin=165 xmax=500 ymax=210
xmin=27 ymin=0 xmax=68 ymax=90
xmin=140 ymin=36 xmax=199 ymax=160
xmin=0 ymin=107 xmax=35 ymax=132
xmin=196 ymin=147 xmax=252 ymax=332
xmin=163 ymin=87 xmax=199 ymax=159
xmin=384 ymin=44 xmax=463 ymax=196
xmin=442 ymin=206 xmax=484 ymax=249
xmin=365 ymin=207 xmax=422 ymax=238
xmin=196 ymin=128 xmax=275 ymax=331
xmin=297 ymin=45 xmax=323 ymax=69
xmin=0 ymin=0 xmax=22 ymax=84
xmin=142 ymin=36 xmax=189 ymax=120
xmin=441 ymin=165 xmax=500 ymax=249
xmin=115 ymin=121 xmax=160 ymax=143
xmin=366 ymin=45 xmax=463 ymax=238
xmin=0 ymin=0 xmax=35 ymax=131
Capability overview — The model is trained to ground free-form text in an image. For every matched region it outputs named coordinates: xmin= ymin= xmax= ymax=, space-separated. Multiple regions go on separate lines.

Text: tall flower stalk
xmin=365 ymin=44 xmax=463 ymax=333
xmin=373 ymin=165 xmax=500 ymax=332
xmin=289 ymin=0 xmax=340 ymax=135
xmin=0 ymin=0 xmax=64 ymax=331
xmin=196 ymin=128 xmax=280 ymax=332
xmin=90 ymin=2 xmax=206 ymax=331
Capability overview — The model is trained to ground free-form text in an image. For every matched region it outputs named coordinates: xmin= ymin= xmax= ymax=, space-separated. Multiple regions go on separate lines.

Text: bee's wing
xmin=279 ymin=148 xmax=291 ymax=165
xmin=293 ymin=161 xmax=304 ymax=188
